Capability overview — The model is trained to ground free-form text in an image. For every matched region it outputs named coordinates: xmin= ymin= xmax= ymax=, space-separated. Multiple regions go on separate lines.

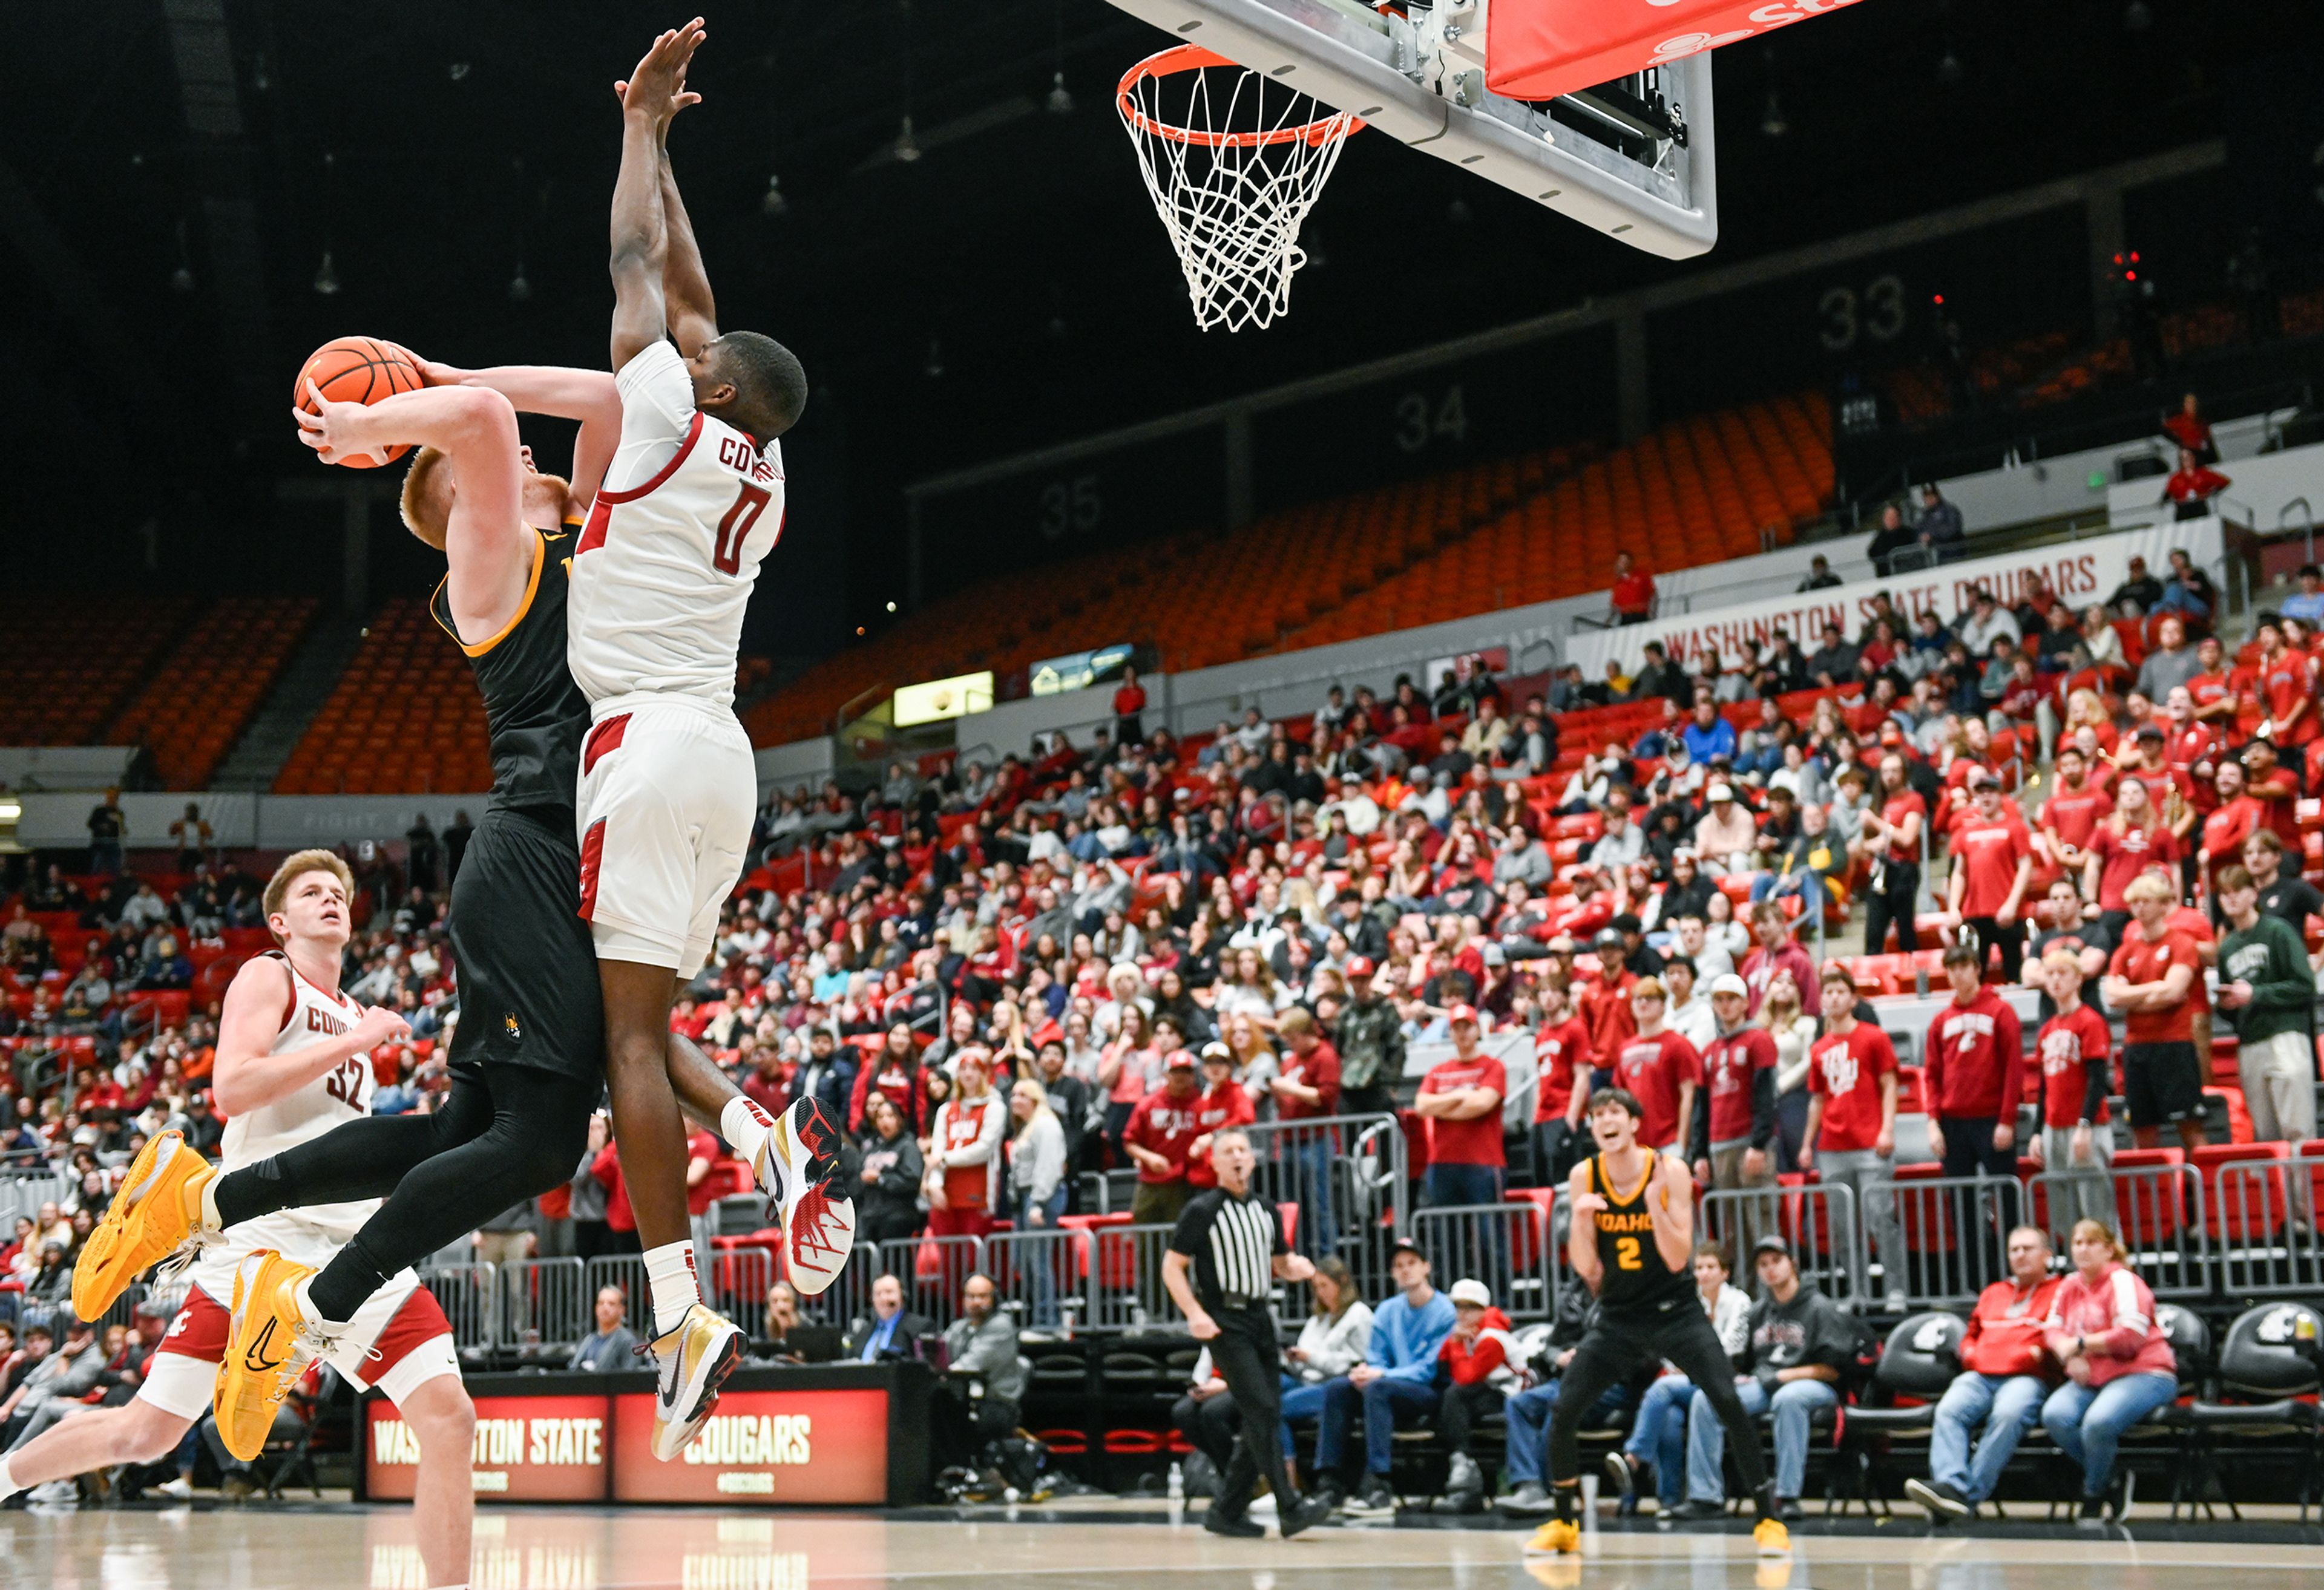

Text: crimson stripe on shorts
xmin=579 ymin=819 xmax=608 ymax=922
xmin=583 ymin=713 xmax=632 ymax=777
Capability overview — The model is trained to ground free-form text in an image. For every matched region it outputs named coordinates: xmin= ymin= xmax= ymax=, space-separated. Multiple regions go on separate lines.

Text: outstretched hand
xmin=620 ymin=19 xmax=706 ymax=122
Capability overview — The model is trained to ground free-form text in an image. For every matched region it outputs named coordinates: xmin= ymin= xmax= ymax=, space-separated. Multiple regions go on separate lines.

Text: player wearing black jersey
xmin=77 ymin=359 xmax=790 ymax=1464
xmin=1528 ymin=1088 xmax=1790 ymax=1556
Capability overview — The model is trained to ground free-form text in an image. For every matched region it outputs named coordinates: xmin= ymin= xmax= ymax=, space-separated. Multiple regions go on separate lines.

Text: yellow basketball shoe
xmin=645 ymin=1303 xmax=747 ymax=1461
xmin=1525 ymin=1517 xmax=1581 ymax=1556
xmin=1753 ymin=1516 xmax=1793 ymax=1556
xmin=73 ymin=1130 xmax=219 ymax=1319
xmin=214 ymin=1251 xmax=334 ymax=1462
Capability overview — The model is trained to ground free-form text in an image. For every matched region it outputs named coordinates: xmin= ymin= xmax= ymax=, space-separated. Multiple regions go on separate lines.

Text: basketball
xmin=292 ymin=336 xmax=423 ymax=467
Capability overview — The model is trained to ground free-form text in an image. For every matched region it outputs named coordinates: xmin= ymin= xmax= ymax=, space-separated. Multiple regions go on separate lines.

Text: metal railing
xmin=2211 ymin=1160 xmax=2323 ymax=1301
xmin=499 ymin=1257 xmax=589 ymax=1362
xmin=1882 ymin=1174 xmax=2023 ymax=1309
xmin=1410 ymin=1201 xmax=1557 ymax=1322
xmin=2029 ymin=1159 xmax=2210 ymax=1300
xmin=986 ymin=1228 xmax=1083 ymax=1335
xmin=1239 ymin=1113 xmax=1408 ymax=1309
xmin=417 ymin=1263 xmax=501 ymax=1355
xmin=1701 ymin=1181 xmax=1866 ymax=1304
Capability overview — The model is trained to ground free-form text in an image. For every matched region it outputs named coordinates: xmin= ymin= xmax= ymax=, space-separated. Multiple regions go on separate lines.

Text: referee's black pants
xmin=1206 ymin=1306 xmax=1302 ymax=1520
xmin=1548 ymin=1300 xmax=1768 ymax=1503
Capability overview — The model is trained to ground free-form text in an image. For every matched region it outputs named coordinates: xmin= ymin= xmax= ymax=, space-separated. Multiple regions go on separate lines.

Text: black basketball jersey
xmin=1585 ymin=1151 xmax=1695 ymax=1315
xmin=429 ymin=523 xmax=590 ymax=823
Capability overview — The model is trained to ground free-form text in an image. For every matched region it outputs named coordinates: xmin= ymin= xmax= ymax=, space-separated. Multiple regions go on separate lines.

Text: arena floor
xmin=10 ymin=1504 xmax=2324 ymax=1590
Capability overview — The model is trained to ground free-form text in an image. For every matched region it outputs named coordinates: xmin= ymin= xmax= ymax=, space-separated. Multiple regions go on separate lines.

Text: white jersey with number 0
xmin=571 ymin=339 xmax=786 ymax=710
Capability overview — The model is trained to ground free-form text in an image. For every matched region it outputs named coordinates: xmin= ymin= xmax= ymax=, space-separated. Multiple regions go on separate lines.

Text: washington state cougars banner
xmin=1486 ymin=0 xmax=1869 ymax=104
xmin=1563 ymin=519 xmax=2228 ymax=683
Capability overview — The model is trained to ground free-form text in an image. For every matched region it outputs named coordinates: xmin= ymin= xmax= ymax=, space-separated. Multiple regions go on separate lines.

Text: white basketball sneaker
xmin=755 ymin=1097 xmax=857 ymax=1295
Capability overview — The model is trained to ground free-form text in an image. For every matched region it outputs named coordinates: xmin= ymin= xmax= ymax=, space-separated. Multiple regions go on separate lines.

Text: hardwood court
xmin=8 ymin=1507 xmax=2324 ymax=1590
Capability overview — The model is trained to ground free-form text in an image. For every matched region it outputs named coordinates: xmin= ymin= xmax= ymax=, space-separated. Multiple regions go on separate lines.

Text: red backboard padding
xmin=1485 ymin=0 xmax=1866 ymax=104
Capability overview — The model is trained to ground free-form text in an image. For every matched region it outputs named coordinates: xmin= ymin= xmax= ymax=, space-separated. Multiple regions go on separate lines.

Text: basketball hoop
xmin=1116 ymin=45 xmax=1362 ymax=332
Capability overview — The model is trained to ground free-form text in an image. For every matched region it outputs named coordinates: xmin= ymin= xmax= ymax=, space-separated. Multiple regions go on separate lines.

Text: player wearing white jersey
xmin=574 ymin=19 xmax=855 ymax=1444
xmin=15 ymin=852 xmax=474 ymax=1590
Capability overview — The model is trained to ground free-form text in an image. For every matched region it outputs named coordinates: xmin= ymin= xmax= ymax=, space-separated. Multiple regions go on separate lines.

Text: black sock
xmin=306 ymin=1234 xmax=395 ymax=1325
xmin=211 ymin=1162 xmax=282 ymax=1231
xmin=1753 ymin=1479 xmax=1779 ymax=1519
xmin=1553 ymin=1480 xmax=1578 ymax=1522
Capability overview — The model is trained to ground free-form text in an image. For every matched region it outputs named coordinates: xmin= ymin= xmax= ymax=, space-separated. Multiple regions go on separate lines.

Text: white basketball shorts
xmin=576 ymin=693 xmax=757 ymax=975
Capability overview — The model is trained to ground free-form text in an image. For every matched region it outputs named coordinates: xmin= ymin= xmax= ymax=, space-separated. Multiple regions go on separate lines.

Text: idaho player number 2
xmin=713 ymin=482 xmax=772 ymax=577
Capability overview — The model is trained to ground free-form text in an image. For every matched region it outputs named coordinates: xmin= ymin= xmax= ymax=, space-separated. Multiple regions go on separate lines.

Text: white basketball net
xmin=1117 ymin=47 xmax=1361 ymax=333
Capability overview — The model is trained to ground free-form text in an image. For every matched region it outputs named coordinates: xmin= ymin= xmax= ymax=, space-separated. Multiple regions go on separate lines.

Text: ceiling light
xmin=894 ymin=116 xmax=922 ymax=163
xmin=1047 ymin=71 xmax=1074 ymax=115
xmin=761 ymin=174 xmax=789 ymax=217
xmin=312 ymin=250 xmax=340 ymax=296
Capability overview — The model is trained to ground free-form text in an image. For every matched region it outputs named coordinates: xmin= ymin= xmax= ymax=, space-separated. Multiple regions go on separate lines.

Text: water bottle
xmin=1167 ymin=1461 xmax=1184 ymax=1502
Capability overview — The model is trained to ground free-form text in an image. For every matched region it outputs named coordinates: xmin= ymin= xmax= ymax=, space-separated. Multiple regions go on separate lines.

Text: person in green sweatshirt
xmin=2213 ymin=865 xmax=2320 ymax=1154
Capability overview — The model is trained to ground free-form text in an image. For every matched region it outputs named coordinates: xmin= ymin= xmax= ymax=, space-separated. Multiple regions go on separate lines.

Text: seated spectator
xmin=1311 ymin=1240 xmax=1453 ymax=1516
xmin=1807 ymin=622 xmax=1859 ymax=687
xmin=1905 ymin=1225 xmax=2063 ymax=1521
xmin=1676 ymin=1236 xmax=1856 ymax=1521
xmin=2282 ymin=564 xmax=2324 ymax=626
xmin=1753 ymin=800 xmax=1846 ymax=918
xmin=1681 ymin=696 xmax=1737 ymax=765
xmin=2156 ymin=546 xmax=2217 ymax=620
xmin=758 ymin=1280 xmax=841 ymax=1364
xmin=2133 ymin=616 xmax=2198 ymax=714
xmin=934 ymin=1274 xmax=1025 ymax=1479
xmin=1428 ymin=1278 xmax=1519 ymax=1513
xmin=1797 ymin=554 xmax=1842 ymax=592
xmin=1603 ymin=1242 xmax=1750 ymax=1516
xmin=570 ymin=1285 xmax=643 ymax=1371
xmin=1867 ymin=503 xmax=1918 ymax=575
xmin=2040 ymin=1220 xmax=2182 ymax=1527
xmin=1278 ymin=1258 xmax=1371 ymax=1479
xmin=1172 ymin=1346 xmax=1238 ymax=1484
xmin=855 ymin=1093 xmax=928 ymax=1248
xmin=843 ymin=1272 xmax=937 ymax=1362
xmin=1957 ymin=588 xmax=2017 ymax=660
xmin=1692 ymin=785 xmax=1758 ymax=875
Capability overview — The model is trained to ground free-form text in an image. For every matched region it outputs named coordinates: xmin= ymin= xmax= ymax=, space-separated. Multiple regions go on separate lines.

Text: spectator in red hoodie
xmin=1739 ymin=903 xmax=1820 ymax=1021
xmin=1905 ymin=1225 xmax=2063 ymax=1521
xmin=1430 ymin=1277 xmax=1518 ymax=1512
xmin=849 ymin=1022 xmax=930 ymax=1137
xmin=1123 ymin=1050 xmax=1204 ymax=1226
xmin=2040 ymin=1220 xmax=2184 ymax=1526
xmin=1185 ymin=1043 xmax=1256 ymax=1189
xmin=1923 ymin=943 xmax=2026 ymax=1189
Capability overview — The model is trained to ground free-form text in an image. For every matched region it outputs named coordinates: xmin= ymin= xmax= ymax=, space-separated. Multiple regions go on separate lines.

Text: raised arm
xmin=609 ymin=23 xmax=704 ymax=370
xmin=658 ymin=128 xmax=718 ymax=358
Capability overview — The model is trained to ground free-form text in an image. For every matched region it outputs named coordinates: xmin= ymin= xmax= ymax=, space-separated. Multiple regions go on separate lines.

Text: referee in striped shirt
xmin=1163 ymin=1127 xmax=1332 ymax=1538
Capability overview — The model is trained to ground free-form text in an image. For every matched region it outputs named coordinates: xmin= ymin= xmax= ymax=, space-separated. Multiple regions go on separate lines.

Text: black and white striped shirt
xmin=1170 ymin=1188 xmax=1285 ymax=1313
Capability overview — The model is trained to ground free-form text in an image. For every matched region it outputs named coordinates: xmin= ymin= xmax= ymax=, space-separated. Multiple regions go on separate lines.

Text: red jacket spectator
xmin=1699 ymin=1026 xmax=1777 ymax=1150
xmin=2043 ymin=1261 xmax=2179 ymax=1386
xmin=1123 ymin=1083 xmax=1203 ymax=1185
xmin=2163 ymin=462 xmax=2230 ymax=505
xmin=1274 ymin=1031 xmax=1342 ymax=1122
xmin=1439 ymin=1304 xmax=1518 ymax=1384
xmin=1185 ymin=1076 xmax=1256 ymax=1188
xmin=1611 ymin=557 xmax=1656 ymax=622
xmin=591 ymin=1142 xmax=636 ymax=1235
xmin=1740 ymin=938 xmax=1820 ymax=1019
xmin=850 ymin=1045 xmax=930 ymax=1136
xmin=1960 ymin=1274 xmax=2064 ymax=1378
xmin=1923 ymin=986 xmax=2024 ymax=1121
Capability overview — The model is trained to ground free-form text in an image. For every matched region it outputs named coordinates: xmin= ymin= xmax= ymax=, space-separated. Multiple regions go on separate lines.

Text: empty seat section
xmin=111 ymin=595 xmax=320 ymax=788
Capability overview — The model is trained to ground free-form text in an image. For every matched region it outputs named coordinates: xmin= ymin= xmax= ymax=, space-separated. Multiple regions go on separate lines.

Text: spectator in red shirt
xmin=1123 ymin=1049 xmax=1204 ymax=1226
xmin=2160 ymin=393 xmax=2213 ymax=459
xmin=1802 ymin=967 xmax=1905 ymax=1308
xmin=2101 ymin=871 xmax=2210 ymax=1151
xmin=1432 ymin=1277 xmax=1519 ymax=1510
xmin=1184 ymin=1042 xmax=1256 ymax=1189
xmin=1414 ymin=1006 xmax=1507 ymax=1207
xmin=2240 ymin=739 xmax=2303 ymax=851
xmin=1945 ymin=774 xmax=2034 ymax=983
xmin=1925 ymin=941 xmax=2026 ymax=1187
xmin=1272 ymin=1008 xmax=1343 ymax=1257
xmin=1529 ymin=984 xmax=1594 ymax=1183
xmin=1688 ymin=973 xmax=1778 ymax=1200
xmin=2161 ymin=448 xmax=2230 ymax=509
xmin=2032 ymin=949 xmax=2115 ymax=1228
xmin=2197 ymin=760 xmax=2265 ymax=903
xmin=2250 ymin=621 xmax=2316 ymax=749
xmin=1859 ymin=754 xmax=1928 ymax=955
xmin=849 ymin=1022 xmax=930 ymax=1137
xmin=1609 ymin=979 xmax=1701 ymax=1153
xmin=2037 ymin=746 xmax=2113 ymax=875
xmin=1112 ymin=666 xmax=1148 ymax=747
xmin=1610 ymin=551 xmax=1656 ymax=627
xmin=1739 ymin=901 xmax=1820 ymax=1022
xmin=1905 ymin=1224 xmax=2063 ymax=1520
xmin=2083 ymin=774 xmax=2179 ymax=936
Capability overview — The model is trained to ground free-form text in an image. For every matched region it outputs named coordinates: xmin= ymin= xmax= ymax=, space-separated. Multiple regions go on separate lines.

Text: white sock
xmin=643 ymin=1240 xmax=702 ymax=1335
xmin=199 ymin=1173 xmax=224 ymax=1234
xmin=297 ymin=1274 xmax=353 ymax=1335
xmin=721 ymin=1096 xmax=777 ymax=1189
xmin=0 ymin=1454 xmax=20 ymax=1502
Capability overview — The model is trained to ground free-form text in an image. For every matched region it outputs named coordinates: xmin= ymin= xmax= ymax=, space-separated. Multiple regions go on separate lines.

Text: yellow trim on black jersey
xmin=433 ymin=529 xmax=547 ymax=658
xmin=1595 ymin=1151 xmax=1653 ymax=1206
